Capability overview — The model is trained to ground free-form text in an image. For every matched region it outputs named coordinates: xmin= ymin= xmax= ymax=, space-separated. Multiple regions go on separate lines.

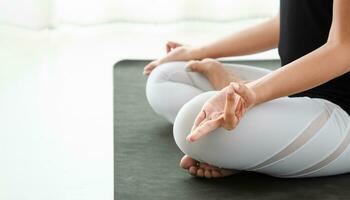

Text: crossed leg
xmin=146 ymin=61 xmax=271 ymax=178
xmin=146 ymin=61 xmax=350 ymax=178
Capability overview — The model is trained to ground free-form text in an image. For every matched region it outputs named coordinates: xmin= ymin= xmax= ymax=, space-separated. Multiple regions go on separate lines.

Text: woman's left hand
xmin=186 ymin=82 xmax=256 ymax=142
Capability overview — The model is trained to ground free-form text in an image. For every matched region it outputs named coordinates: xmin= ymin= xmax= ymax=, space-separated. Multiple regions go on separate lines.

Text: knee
xmin=145 ymin=62 xmax=187 ymax=122
xmin=146 ymin=61 xmax=187 ymax=85
xmin=173 ymin=91 xmax=216 ymax=159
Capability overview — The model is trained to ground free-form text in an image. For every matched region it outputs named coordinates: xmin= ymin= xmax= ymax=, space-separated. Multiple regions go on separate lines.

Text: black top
xmin=279 ymin=0 xmax=350 ymax=114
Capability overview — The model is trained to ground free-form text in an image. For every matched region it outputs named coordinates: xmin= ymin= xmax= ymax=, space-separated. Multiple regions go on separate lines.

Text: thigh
xmin=173 ymin=92 xmax=350 ymax=178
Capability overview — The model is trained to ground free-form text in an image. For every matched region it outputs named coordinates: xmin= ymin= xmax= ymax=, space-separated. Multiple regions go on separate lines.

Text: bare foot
xmin=180 ymin=155 xmax=239 ymax=178
xmin=186 ymin=58 xmax=243 ymax=90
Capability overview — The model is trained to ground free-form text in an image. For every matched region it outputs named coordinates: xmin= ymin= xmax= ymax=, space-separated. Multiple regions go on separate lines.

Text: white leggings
xmin=146 ymin=62 xmax=350 ymax=178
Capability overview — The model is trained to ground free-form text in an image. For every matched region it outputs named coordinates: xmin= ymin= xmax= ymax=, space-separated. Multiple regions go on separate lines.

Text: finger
xmin=223 ymin=114 xmax=239 ymax=130
xmin=166 ymin=42 xmax=172 ymax=53
xmin=186 ymin=117 xmax=222 ymax=142
xmin=191 ymin=110 xmax=206 ymax=132
xmin=143 ymin=69 xmax=152 ymax=76
xmin=223 ymin=84 xmax=236 ymax=127
xmin=223 ymin=93 xmax=244 ymax=130
xmin=143 ymin=69 xmax=151 ymax=75
xmin=143 ymin=61 xmax=158 ymax=75
xmin=235 ymin=100 xmax=246 ymax=119
xmin=166 ymin=41 xmax=182 ymax=53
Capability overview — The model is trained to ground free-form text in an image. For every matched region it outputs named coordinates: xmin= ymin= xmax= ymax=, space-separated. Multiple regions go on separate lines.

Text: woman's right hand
xmin=143 ymin=41 xmax=202 ymax=75
xmin=186 ymin=82 xmax=257 ymax=143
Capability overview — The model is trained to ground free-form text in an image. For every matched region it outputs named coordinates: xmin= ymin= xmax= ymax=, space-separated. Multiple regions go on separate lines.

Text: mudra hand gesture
xmin=186 ymin=82 xmax=257 ymax=142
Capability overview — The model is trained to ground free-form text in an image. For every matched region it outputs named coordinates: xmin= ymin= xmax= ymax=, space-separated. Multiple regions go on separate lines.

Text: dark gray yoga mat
xmin=114 ymin=60 xmax=350 ymax=200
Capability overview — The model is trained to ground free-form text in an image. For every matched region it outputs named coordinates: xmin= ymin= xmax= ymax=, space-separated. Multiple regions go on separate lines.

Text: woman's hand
xmin=186 ymin=82 xmax=257 ymax=142
xmin=143 ymin=41 xmax=202 ymax=75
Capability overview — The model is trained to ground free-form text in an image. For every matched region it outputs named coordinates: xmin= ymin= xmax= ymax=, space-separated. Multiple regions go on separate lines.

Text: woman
xmin=144 ymin=0 xmax=350 ymax=178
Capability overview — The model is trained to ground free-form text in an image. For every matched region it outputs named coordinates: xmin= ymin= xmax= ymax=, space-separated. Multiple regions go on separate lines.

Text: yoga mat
xmin=114 ymin=60 xmax=350 ymax=200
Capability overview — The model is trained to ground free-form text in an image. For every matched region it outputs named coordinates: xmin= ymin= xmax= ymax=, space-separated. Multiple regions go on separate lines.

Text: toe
xmin=204 ymin=169 xmax=212 ymax=179
xmin=197 ymin=168 xmax=204 ymax=177
xmin=184 ymin=160 xmax=238 ymax=178
xmin=189 ymin=166 xmax=198 ymax=175
xmin=180 ymin=155 xmax=197 ymax=169
xmin=211 ymin=170 xmax=222 ymax=178
xmin=200 ymin=162 xmax=219 ymax=171
xmin=199 ymin=162 xmax=210 ymax=169
xmin=220 ymin=169 xmax=238 ymax=177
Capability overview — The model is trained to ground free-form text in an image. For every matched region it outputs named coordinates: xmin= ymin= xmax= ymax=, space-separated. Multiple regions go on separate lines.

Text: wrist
xmin=246 ymin=80 xmax=263 ymax=106
xmin=190 ymin=46 xmax=209 ymax=60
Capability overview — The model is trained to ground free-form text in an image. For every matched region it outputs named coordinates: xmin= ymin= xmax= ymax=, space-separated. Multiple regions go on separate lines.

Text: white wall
xmin=0 ymin=0 xmax=279 ymax=29
xmin=0 ymin=0 xmax=53 ymax=29
xmin=55 ymin=0 xmax=278 ymax=25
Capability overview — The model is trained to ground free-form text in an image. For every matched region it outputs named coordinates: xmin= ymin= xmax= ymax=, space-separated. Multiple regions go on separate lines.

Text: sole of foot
xmin=186 ymin=59 xmax=243 ymax=90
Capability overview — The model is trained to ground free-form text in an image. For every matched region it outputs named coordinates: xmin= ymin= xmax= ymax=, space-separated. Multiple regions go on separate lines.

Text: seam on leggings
xmin=245 ymin=108 xmax=333 ymax=171
xmin=323 ymin=100 xmax=348 ymax=138
xmin=165 ymin=71 xmax=202 ymax=92
xmin=154 ymin=69 xmax=171 ymax=84
xmin=283 ymin=123 xmax=350 ymax=178
xmin=184 ymin=71 xmax=200 ymax=91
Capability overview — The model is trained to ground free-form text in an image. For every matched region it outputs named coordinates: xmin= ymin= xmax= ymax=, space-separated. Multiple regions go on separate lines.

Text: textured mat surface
xmin=114 ymin=60 xmax=350 ymax=200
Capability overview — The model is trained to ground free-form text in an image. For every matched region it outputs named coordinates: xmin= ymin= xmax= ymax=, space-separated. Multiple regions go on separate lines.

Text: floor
xmin=114 ymin=60 xmax=350 ymax=200
xmin=0 ymin=25 xmax=115 ymax=200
